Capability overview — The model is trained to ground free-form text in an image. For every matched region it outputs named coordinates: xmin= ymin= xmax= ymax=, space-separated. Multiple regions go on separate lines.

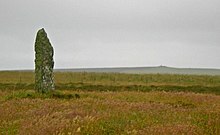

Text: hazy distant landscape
xmin=57 ymin=66 xmax=220 ymax=75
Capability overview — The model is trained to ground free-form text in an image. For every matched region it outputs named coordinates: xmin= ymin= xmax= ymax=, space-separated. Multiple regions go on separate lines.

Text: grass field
xmin=0 ymin=71 xmax=220 ymax=134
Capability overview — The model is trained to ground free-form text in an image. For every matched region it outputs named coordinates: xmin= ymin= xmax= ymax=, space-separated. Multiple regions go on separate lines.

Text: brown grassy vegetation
xmin=0 ymin=71 xmax=220 ymax=134
xmin=0 ymin=90 xmax=220 ymax=135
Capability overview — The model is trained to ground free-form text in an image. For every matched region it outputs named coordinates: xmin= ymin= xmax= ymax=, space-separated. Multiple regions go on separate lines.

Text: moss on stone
xmin=34 ymin=28 xmax=55 ymax=93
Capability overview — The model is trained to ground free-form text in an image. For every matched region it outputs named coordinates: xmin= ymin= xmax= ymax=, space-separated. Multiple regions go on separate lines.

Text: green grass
xmin=0 ymin=71 xmax=220 ymax=94
xmin=0 ymin=71 xmax=220 ymax=134
xmin=3 ymin=90 xmax=80 ymax=101
xmin=1 ymin=71 xmax=220 ymax=85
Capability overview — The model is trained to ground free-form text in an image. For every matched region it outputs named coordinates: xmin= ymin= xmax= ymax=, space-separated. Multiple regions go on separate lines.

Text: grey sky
xmin=0 ymin=0 xmax=220 ymax=70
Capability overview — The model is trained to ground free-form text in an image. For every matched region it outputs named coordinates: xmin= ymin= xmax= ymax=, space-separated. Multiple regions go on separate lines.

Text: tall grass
xmin=0 ymin=91 xmax=219 ymax=134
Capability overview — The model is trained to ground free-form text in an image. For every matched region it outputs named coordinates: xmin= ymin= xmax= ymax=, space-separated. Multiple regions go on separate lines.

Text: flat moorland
xmin=0 ymin=71 xmax=220 ymax=134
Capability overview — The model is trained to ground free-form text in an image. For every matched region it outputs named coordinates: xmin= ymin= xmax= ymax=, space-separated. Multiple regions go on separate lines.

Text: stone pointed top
xmin=37 ymin=28 xmax=46 ymax=34
xmin=35 ymin=28 xmax=49 ymax=44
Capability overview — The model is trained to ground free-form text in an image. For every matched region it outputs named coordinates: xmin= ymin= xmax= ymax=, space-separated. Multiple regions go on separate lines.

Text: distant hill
xmin=56 ymin=66 xmax=220 ymax=75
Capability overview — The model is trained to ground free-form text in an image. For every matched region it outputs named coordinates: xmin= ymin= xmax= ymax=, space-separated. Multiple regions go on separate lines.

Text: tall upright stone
xmin=34 ymin=28 xmax=55 ymax=93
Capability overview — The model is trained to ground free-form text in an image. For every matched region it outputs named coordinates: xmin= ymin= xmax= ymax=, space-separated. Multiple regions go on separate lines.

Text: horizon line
xmin=1 ymin=65 xmax=220 ymax=71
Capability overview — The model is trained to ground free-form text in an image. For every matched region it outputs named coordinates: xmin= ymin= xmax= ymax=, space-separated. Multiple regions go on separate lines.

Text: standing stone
xmin=34 ymin=28 xmax=55 ymax=93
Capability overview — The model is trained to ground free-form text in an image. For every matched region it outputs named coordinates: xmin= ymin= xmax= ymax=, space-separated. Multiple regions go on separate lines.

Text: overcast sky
xmin=0 ymin=0 xmax=220 ymax=70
